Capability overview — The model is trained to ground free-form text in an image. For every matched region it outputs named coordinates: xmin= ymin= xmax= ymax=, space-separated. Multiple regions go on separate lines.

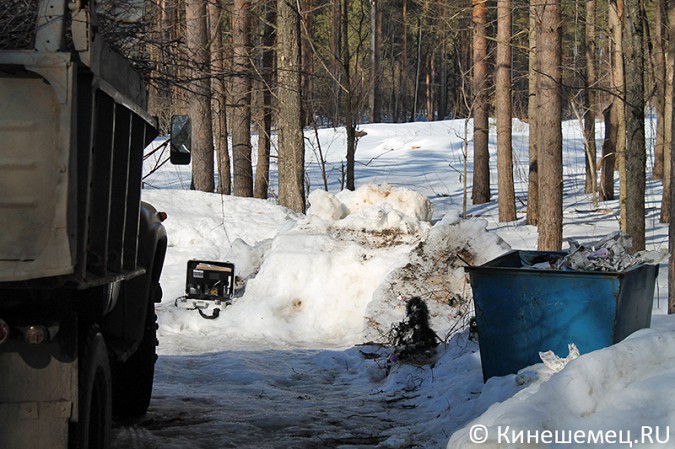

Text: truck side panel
xmin=86 ymin=88 xmax=157 ymax=279
xmin=0 ymin=55 xmax=75 ymax=281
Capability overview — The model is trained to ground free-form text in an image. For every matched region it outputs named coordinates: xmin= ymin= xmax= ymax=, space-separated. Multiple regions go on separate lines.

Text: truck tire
xmin=70 ymin=327 xmax=112 ymax=449
xmin=111 ymin=284 xmax=159 ymax=418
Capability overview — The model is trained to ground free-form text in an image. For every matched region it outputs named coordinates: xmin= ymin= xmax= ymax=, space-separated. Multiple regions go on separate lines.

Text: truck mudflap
xmin=0 ymin=399 xmax=73 ymax=449
xmin=0 ymin=328 xmax=78 ymax=449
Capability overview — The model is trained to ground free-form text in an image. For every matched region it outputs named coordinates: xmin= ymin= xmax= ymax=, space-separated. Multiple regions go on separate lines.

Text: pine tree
xmin=472 ymin=0 xmax=490 ymax=205
xmin=185 ymin=0 xmax=214 ymax=192
xmin=277 ymin=0 xmax=306 ymax=212
xmin=496 ymin=0 xmax=516 ymax=222
xmin=232 ymin=0 xmax=253 ymax=197
xmin=537 ymin=0 xmax=563 ymax=250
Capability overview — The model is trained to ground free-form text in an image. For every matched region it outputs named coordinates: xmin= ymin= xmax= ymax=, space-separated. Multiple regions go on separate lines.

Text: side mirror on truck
xmin=170 ymin=115 xmax=191 ymax=165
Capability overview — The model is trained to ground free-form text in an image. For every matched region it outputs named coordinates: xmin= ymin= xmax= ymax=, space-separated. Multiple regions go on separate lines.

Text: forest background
xmin=5 ymin=0 xmax=674 ymax=306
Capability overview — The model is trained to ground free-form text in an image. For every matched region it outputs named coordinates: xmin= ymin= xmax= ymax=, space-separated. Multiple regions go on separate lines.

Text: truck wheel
xmin=70 ymin=327 xmax=112 ymax=449
xmin=111 ymin=284 xmax=159 ymax=418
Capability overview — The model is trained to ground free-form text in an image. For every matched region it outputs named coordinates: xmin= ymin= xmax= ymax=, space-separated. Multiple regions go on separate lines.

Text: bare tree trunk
xmin=600 ymin=103 xmax=617 ymax=201
xmin=369 ymin=0 xmax=382 ymax=123
xmin=186 ymin=0 xmax=214 ymax=192
xmin=302 ymin=0 xmax=314 ymax=127
xmin=584 ymin=0 xmax=598 ymax=195
xmin=277 ymin=0 xmax=305 ymax=211
xmin=438 ymin=0 xmax=448 ymax=121
xmin=653 ymin=0 xmax=667 ymax=181
xmin=622 ymin=0 xmax=646 ymax=251
xmin=254 ymin=0 xmax=275 ymax=200
xmin=472 ymin=0 xmax=490 ymax=204
xmin=661 ymin=25 xmax=673 ymax=223
xmin=526 ymin=0 xmax=539 ymax=225
xmin=401 ymin=0 xmax=409 ymax=122
xmin=496 ymin=0 xmax=516 ymax=222
xmin=424 ymin=0 xmax=433 ymax=121
xmin=537 ymin=0 xmax=563 ymax=250
xmin=413 ymin=16 xmax=422 ymax=121
xmin=331 ymin=1 xmax=342 ymax=126
xmin=426 ymin=50 xmax=435 ymax=121
xmin=610 ymin=0 xmax=627 ymax=230
xmin=342 ymin=0 xmax=357 ymax=190
xmin=390 ymin=31 xmax=399 ymax=121
xmin=232 ymin=0 xmax=253 ymax=197
xmin=209 ymin=0 xmax=230 ymax=195
xmin=668 ymin=0 xmax=675 ymax=314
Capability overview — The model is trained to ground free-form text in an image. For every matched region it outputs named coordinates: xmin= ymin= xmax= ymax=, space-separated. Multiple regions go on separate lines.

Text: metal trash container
xmin=466 ymin=250 xmax=659 ymax=381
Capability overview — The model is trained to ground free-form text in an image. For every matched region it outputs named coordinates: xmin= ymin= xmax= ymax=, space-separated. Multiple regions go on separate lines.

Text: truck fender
xmin=102 ymin=202 xmax=166 ymax=361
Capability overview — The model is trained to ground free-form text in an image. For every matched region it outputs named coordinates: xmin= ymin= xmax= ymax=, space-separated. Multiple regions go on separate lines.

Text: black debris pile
xmin=388 ymin=296 xmax=439 ymax=362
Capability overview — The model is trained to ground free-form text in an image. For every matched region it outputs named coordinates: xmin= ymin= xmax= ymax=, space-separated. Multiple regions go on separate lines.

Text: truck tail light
xmin=0 ymin=319 xmax=9 ymax=345
xmin=24 ymin=325 xmax=48 ymax=345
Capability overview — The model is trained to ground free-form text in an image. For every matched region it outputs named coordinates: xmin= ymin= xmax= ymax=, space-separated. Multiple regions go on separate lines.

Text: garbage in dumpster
xmin=520 ymin=232 xmax=668 ymax=272
xmin=539 ymin=343 xmax=580 ymax=373
xmin=465 ymin=234 xmax=661 ymax=381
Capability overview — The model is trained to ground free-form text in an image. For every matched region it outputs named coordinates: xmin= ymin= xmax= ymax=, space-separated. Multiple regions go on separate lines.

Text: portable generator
xmin=175 ymin=260 xmax=235 ymax=319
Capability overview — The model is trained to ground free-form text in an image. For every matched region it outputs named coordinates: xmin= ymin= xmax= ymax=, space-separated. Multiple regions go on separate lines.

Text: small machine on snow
xmin=175 ymin=260 xmax=236 ymax=319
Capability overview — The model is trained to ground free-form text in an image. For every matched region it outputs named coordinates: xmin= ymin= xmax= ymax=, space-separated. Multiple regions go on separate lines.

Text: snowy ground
xmin=114 ymin=118 xmax=675 ymax=448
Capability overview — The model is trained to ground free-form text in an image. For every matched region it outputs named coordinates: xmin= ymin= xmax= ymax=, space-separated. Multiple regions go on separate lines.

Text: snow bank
xmin=146 ymin=184 xmax=508 ymax=350
xmin=447 ymin=318 xmax=675 ymax=449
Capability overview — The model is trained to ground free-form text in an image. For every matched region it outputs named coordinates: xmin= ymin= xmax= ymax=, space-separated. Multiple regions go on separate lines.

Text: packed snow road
xmin=111 ymin=345 xmax=446 ymax=449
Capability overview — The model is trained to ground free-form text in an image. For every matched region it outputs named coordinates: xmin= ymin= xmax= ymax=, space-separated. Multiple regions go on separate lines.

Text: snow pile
xmin=146 ymin=183 xmax=508 ymax=350
xmin=308 ymin=183 xmax=434 ymax=222
xmin=447 ymin=321 xmax=675 ymax=449
xmin=307 ymin=184 xmax=432 ymax=242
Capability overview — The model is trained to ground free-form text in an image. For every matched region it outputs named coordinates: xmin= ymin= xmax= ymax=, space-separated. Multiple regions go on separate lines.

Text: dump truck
xmin=0 ymin=1 xmax=188 ymax=447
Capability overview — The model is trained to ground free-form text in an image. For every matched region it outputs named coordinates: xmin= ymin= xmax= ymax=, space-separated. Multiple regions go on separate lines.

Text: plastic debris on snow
xmin=539 ymin=343 xmax=580 ymax=373
xmin=521 ymin=231 xmax=668 ymax=272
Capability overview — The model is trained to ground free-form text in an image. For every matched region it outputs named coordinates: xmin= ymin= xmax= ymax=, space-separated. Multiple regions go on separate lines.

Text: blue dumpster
xmin=466 ymin=250 xmax=658 ymax=381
